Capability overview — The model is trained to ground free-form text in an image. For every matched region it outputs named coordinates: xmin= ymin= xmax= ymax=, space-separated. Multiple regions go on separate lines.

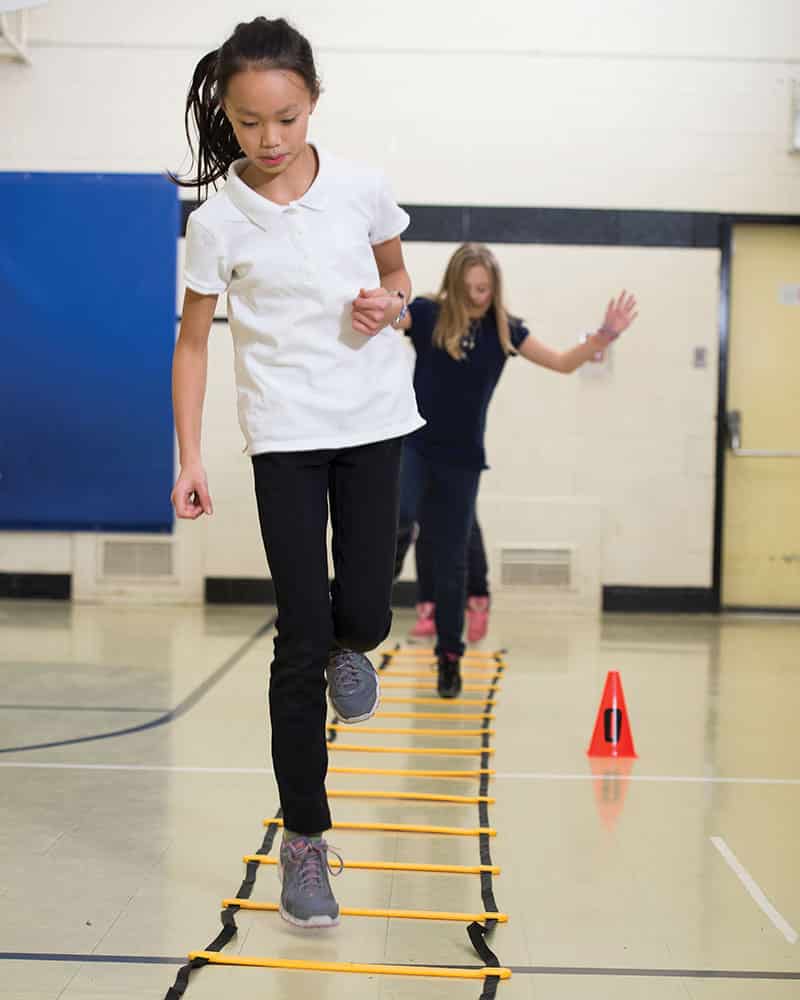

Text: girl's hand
xmin=171 ymin=463 xmax=213 ymax=519
xmin=352 ymin=287 xmax=394 ymax=336
xmin=592 ymin=290 xmax=638 ymax=349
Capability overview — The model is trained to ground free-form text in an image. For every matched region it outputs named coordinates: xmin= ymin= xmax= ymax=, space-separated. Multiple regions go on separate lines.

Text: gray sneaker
xmin=327 ymin=649 xmax=380 ymax=724
xmin=278 ymin=836 xmax=343 ymax=928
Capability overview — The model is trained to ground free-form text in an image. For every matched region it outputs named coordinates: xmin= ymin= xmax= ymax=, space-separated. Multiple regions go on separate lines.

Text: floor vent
xmin=500 ymin=547 xmax=572 ymax=588
xmin=101 ymin=540 xmax=175 ymax=580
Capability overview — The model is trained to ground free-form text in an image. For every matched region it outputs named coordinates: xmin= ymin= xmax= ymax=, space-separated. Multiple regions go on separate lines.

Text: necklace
xmin=460 ymin=319 xmax=480 ymax=354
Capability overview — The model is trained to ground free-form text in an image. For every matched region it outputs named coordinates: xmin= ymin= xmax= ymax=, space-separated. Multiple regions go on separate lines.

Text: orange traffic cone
xmin=587 ymin=671 xmax=637 ymax=758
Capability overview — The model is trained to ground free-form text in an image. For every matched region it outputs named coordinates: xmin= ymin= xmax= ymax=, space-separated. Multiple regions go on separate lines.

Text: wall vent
xmin=101 ymin=539 xmax=175 ymax=580
xmin=500 ymin=547 xmax=572 ymax=587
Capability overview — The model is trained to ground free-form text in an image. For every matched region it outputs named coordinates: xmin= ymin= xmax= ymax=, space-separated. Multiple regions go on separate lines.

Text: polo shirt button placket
xmin=287 ymin=206 xmax=314 ymax=285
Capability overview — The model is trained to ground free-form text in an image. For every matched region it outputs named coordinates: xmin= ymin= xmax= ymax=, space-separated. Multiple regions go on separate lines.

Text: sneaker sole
xmin=328 ymin=671 xmax=381 ymax=726
xmin=279 ymin=905 xmax=340 ymax=928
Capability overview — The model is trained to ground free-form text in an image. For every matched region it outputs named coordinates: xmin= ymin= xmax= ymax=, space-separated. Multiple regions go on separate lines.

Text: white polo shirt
xmin=184 ymin=148 xmax=424 ymax=454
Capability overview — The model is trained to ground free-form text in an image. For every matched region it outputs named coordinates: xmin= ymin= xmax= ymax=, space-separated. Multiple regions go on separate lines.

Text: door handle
xmin=726 ymin=409 xmax=800 ymax=457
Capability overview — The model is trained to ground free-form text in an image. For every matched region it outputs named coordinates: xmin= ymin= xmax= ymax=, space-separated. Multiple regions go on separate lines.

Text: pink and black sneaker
xmin=410 ymin=602 xmax=436 ymax=640
xmin=466 ymin=596 xmax=490 ymax=643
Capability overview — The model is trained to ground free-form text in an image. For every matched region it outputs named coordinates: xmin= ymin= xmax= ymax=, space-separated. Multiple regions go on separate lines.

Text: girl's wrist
xmin=389 ymin=289 xmax=408 ymax=328
xmin=580 ymin=332 xmax=605 ymax=362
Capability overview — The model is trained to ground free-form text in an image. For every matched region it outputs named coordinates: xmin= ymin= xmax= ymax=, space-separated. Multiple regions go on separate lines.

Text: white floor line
xmin=710 ymin=836 xmax=799 ymax=945
xmin=0 ymin=762 xmax=799 ymax=785
xmin=0 ymin=762 xmax=274 ymax=775
xmin=495 ymin=772 xmax=800 ymax=786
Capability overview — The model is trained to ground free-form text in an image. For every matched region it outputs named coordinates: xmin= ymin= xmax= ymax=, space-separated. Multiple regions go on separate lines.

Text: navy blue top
xmin=405 ymin=297 xmax=529 ymax=469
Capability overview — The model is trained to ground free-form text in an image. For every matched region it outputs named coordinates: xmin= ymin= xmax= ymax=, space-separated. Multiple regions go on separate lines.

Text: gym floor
xmin=1 ymin=599 xmax=798 ymax=999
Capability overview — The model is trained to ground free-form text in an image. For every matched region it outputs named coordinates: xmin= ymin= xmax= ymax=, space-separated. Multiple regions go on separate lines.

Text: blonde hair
xmin=432 ymin=243 xmax=514 ymax=360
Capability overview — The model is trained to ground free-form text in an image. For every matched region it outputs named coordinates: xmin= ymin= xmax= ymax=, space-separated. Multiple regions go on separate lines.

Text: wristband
xmin=390 ymin=290 xmax=408 ymax=328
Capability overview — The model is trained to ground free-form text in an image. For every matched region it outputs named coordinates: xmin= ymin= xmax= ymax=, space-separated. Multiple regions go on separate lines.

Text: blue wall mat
xmin=0 ymin=173 xmax=177 ymax=531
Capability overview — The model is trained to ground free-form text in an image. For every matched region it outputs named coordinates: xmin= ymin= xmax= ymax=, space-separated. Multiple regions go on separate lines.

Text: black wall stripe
xmin=206 ymin=578 xmax=716 ymax=614
xmin=205 ymin=576 xmax=275 ymax=605
xmin=180 ymin=198 xmax=800 ymax=249
xmin=602 ymin=586 xmax=716 ymax=614
xmin=206 ymin=576 xmax=418 ymax=608
xmin=5 ymin=576 xmax=718 ymax=611
xmin=0 ymin=572 xmax=70 ymax=600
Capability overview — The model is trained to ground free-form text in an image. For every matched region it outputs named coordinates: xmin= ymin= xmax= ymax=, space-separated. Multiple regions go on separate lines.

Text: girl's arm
xmin=518 ymin=291 xmax=637 ymax=374
xmin=352 ymin=237 xmax=412 ymax=335
xmin=518 ymin=331 xmax=604 ymax=373
xmin=170 ymin=289 xmax=218 ymax=518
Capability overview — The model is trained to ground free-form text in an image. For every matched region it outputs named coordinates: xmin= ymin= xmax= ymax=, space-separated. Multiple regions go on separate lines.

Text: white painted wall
xmin=2 ymin=0 xmax=799 ymax=600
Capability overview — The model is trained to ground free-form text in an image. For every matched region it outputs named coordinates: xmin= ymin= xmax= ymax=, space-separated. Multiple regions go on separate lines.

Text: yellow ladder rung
xmin=462 ymin=669 xmax=504 ymax=675
xmin=383 ymin=661 xmax=505 ymax=671
xmin=375 ymin=711 xmax=494 ymax=721
xmin=245 ymin=855 xmax=501 ymax=876
xmin=380 ymin=681 xmax=497 ymax=692
xmin=385 ymin=659 xmax=505 ymax=673
xmin=381 ymin=670 xmax=502 ymax=683
xmin=327 ymin=789 xmax=495 ymax=805
xmin=381 ymin=695 xmax=489 ymax=706
xmin=329 ymin=724 xmax=493 ymax=737
xmin=383 ymin=648 xmax=503 ymax=661
xmin=327 ymin=743 xmax=493 ymax=757
xmin=265 ymin=818 xmax=496 ymax=837
xmin=328 ymin=766 xmax=494 ymax=778
xmin=223 ymin=899 xmax=507 ymax=923
xmin=188 ymin=952 xmax=512 ymax=981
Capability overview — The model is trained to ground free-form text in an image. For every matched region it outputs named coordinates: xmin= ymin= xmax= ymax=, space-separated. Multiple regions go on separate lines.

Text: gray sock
xmin=284 ymin=829 xmax=323 ymax=843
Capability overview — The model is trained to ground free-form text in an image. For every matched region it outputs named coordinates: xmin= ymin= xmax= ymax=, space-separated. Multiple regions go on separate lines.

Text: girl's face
xmin=463 ymin=264 xmax=493 ymax=317
xmin=224 ymin=68 xmax=316 ymax=177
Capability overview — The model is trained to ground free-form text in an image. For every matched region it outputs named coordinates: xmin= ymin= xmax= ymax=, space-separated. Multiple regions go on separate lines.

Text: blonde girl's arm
xmin=170 ymin=289 xmax=218 ymax=518
xmin=518 ymin=331 xmax=602 ymax=374
xmin=517 ymin=290 xmax=638 ymax=374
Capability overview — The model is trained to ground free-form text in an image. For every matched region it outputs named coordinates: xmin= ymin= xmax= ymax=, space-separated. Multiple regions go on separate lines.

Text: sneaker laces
xmin=330 ymin=651 xmax=362 ymax=694
xmin=286 ymin=838 xmax=344 ymax=895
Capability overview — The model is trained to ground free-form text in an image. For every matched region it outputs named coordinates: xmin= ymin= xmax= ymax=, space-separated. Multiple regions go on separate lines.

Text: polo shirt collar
xmin=225 ymin=145 xmax=328 ymax=231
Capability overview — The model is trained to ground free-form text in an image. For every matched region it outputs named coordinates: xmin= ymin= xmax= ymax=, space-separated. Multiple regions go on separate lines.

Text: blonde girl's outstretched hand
xmin=592 ymin=290 xmax=639 ymax=350
xmin=171 ymin=464 xmax=214 ymax=519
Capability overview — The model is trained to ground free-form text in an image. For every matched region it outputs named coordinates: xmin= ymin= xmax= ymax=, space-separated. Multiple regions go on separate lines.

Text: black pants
xmin=417 ymin=516 xmax=489 ymax=602
xmin=252 ymin=436 xmax=402 ymax=835
xmin=395 ymin=445 xmax=481 ymax=657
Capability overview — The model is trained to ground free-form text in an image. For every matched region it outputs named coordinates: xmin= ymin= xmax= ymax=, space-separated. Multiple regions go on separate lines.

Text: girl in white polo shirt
xmin=170 ymin=16 xmax=423 ymax=929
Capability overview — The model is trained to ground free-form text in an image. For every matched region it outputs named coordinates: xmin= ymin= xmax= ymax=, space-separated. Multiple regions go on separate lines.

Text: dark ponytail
xmin=170 ymin=17 xmax=321 ymax=195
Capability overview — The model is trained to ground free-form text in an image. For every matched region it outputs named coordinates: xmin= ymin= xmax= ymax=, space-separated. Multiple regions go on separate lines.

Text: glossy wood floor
xmin=1 ymin=599 xmax=798 ymax=999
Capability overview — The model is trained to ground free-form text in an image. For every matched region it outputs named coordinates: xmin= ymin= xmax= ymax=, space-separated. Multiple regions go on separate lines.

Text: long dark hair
xmin=170 ymin=17 xmax=320 ymax=195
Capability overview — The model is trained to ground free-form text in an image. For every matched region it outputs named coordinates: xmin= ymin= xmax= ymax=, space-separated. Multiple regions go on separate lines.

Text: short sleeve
xmin=510 ymin=319 xmax=530 ymax=352
xmin=369 ymin=170 xmax=410 ymax=245
xmin=407 ymin=297 xmax=438 ymax=350
xmin=184 ymin=213 xmax=229 ymax=295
